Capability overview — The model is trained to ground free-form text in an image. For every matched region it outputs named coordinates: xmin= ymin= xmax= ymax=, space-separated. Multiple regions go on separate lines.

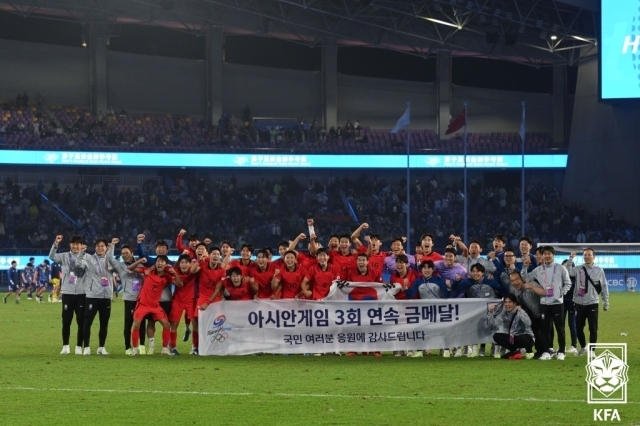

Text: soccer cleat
xmin=48 ymin=295 xmax=52 ymax=303
xmin=423 ymin=350 xmax=431 ymax=356
xmin=139 ymin=345 xmax=147 ymax=355
xmin=83 ymin=347 xmax=91 ymax=356
xmin=557 ymin=352 xmax=565 ymax=361
xmin=566 ymin=346 xmax=577 ymax=354
xmin=3 ymin=297 xmax=6 ymax=304
xmin=192 ymin=348 xmax=199 ymax=356
xmin=525 ymin=352 xmax=535 ymax=360
xmin=147 ymin=344 xmax=155 ymax=355
xmin=161 ymin=347 xmax=171 ymax=355
xmin=183 ymin=328 xmax=191 ymax=342
xmin=373 ymin=352 xmax=383 ymax=358
xmin=509 ymin=352 xmax=524 ymax=360
xmin=37 ymin=296 xmax=42 ymax=303
xmin=478 ymin=347 xmax=485 ymax=357
xmin=75 ymin=346 xmax=82 ymax=355
xmin=97 ymin=347 xmax=109 ymax=355
xmin=303 ymin=353 xmax=311 ymax=356
xmin=27 ymin=297 xmax=33 ymax=300
xmin=393 ymin=351 xmax=403 ymax=357
xmin=189 ymin=348 xmax=196 ymax=355
xmin=171 ymin=348 xmax=180 ymax=356
xmin=131 ymin=347 xmax=139 ymax=356
xmin=411 ymin=351 xmax=423 ymax=358
xmin=346 ymin=352 xmax=357 ymax=357
xmin=443 ymin=350 xmax=451 ymax=358
xmin=313 ymin=353 xmax=322 ymax=357
xmin=468 ymin=347 xmax=479 ymax=358
xmin=454 ymin=347 xmax=463 ymax=357
xmin=406 ymin=350 xmax=415 ymax=357
xmin=538 ymin=352 xmax=552 ymax=360
xmin=125 ymin=349 xmax=132 ymax=355
xmin=60 ymin=345 xmax=70 ymax=355
xmin=15 ymin=298 xmax=19 ymax=304
xmin=575 ymin=348 xmax=588 ymax=356
xmin=334 ymin=352 xmax=342 ymax=356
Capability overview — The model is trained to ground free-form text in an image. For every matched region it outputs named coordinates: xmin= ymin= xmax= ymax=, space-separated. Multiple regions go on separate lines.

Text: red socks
xmin=132 ymin=329 xmax=140 ymax=347
xmin=170 ymin=331 xmax=178 ymax=349
xmin=193 ymin=331 xmax=199 ymax=348
xmin=162 ymin=329 xmax=170 ymax=348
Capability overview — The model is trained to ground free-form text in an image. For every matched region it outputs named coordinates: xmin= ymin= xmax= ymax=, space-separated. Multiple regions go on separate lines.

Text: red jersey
xmin=329 ymin=250 xmax=357 ymax=276
xmin=275 ymin=265 xmax=306 ymax=299
xmin=139 ymin=269 xmax=173 ymax=307
xmin=346 ymin=266 xmax=382 ymax=300
xmin=415 ymin=251 xmax=444 ymax=265
xmin=272 ymin=258 xmax=285 ymax=270
xmin=223 ymin=277 xmax=252 ymax=301
xmin=198 ymin=260 xmax=226 ymax=304
xmin=229 ymin=259 xmax=255 ymax=277
xmin=249 ymin=263 xmax=276 ymax=299
xmin=173 ymin=272 xmax=197 ymax=304
xmin=304 ymin=263 xmax=340 ymax=300
xmin=297 ymin=252 xmax=318 ymax=270
xmin=356 ymin=245 xmax=387 ymax=276
xmin=390 ymin=269 xmax=421 ymax=300
xmin=176 ymin=234 xmax=196 ymax=259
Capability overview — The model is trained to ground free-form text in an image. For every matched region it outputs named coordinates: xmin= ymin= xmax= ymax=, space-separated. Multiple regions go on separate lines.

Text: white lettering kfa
xmin=622 ymin=35 xmax=640 ymax=54
xmin=593 ymin=409 xmax=621 ymax=421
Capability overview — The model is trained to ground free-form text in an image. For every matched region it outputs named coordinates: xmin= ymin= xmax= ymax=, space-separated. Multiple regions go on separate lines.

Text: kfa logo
xmin=586 ymin=343 xmax=628 ymax=404
xmin=593 ymin=409 xmax=621 ymax=421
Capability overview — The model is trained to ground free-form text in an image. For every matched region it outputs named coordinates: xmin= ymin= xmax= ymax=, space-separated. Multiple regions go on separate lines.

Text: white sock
xmin=148 ymin=338 xmax=155 ymax=346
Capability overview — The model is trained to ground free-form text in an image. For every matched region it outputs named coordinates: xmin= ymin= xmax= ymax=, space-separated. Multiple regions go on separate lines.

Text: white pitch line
xmin=6 ymin=386 xmax=630 ymax=404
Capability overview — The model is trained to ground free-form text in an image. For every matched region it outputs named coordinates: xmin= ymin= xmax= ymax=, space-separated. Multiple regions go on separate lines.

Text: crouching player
xmin=488 ymin=294 xmax=535 ymax=359
xmin=128 ymin=256 xmax=182 ymax=356
xmin=223 ymin=267 xmax=253 ymax=300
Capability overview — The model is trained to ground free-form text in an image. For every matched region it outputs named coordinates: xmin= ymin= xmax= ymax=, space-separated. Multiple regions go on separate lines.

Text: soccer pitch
xmin=0 ymin=294 xmax=638 ymax=425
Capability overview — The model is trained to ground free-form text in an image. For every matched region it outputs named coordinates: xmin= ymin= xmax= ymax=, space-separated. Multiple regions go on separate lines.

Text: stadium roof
xmin=0 ymin=0 xmax=598 ymax=66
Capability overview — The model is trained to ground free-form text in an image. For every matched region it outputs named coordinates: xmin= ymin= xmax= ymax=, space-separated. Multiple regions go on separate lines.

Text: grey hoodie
xmin=566 ymin=263 xmax=610 ymax=309
xmin=76 ymin=245 xmax=115 ymax=299
xmin=49 ymin=244 xmax=85 ymax=295
xmin=522 ymin=262 xmax=571 ymax=305
xmin=109 ymin=258 xmax=143 ymax=302
xmin=488 ymin=307 xmax=534 ymax=338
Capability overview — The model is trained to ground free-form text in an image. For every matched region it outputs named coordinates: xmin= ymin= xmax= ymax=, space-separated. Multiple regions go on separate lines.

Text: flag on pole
xmin=445 ymin=108 xmax=466 ymax=135
xmin=519 ymin=102 xmax=526 ymax=141
xmin=390 ymin=105 xmax=410 ymax=134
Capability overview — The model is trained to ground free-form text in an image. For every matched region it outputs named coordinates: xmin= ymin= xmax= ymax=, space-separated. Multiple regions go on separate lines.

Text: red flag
xmin=445 ymin=108 xmax=466 ymax=135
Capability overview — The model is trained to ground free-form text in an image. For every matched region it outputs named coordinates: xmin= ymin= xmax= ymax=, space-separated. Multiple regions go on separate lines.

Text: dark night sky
xmin=0 ymin=11 xmax=577 ymax=94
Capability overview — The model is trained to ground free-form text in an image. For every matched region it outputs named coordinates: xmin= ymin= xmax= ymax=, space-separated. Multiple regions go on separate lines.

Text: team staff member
xmin=454 ymin=239 xmax=496 ymax=276
xmin=3 ymin=260 xmax=21 ymax=304
xmin=50 ymin=235 xmax=87 ymax=355
xmin=128 ymin=255 xmax=182 ymax=356
xmin=508 ymin=271 xmax=544 ymax=359
xmin=566 ymin=248 xmax=610 ymax=356
xmin=76 ymin=238 xmax=118 ymax=356
xmin=488 ymin=294 xmax=535 ymax=359
xmin=108 ymin=245 xmax=142 ymax=355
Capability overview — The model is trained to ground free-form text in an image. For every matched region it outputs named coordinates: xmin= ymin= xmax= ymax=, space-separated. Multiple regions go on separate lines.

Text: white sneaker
xmin=131 ymin=347 xmax=139 ymax=356
xmin=525 ymin=352 xmax=535 ymax=360
xmin=189 ymin=348 xmax=196 ymax=355
xmin=443 ymin=350 xmax=451 ymax=358
xmin=83 ymin=347 xmax=91 ymax=356
xmin=566 ymin=346 xmax=577 ymax=354
xmin=60 ymin=345 xmax=70 ymax=355
xmin=548 ymin=348 xmax=557 ymax=358
xmin=406 ymin=350 xmax=415 ymax=357
xmin=468 ymin=345 xmax=479 ymax=358
xmin=97 ymin=347 xmax=109 ymax=355
xmin=454 ymin=347 xmax=463 ymax=357
xmin=75 ymin=346 xmax=82 ymax=355
xmin=494 ymin=345 xmax=502 ymax=359
xmin=557 ymin=352 xmax=565 ymax=361
xmin=576 ymin=347 xmax=588 ymax=356
xmin=147 ymin=344 xmax=155 ymax=355
xmin=410 ymin=350 xmax=423 ymax=358
xmin=313 ymin=353 xmax=322 ymax=356
xmin=539 ymin=352 xmax=552 ymax=360
xmin=161 ymin=347 xmax=171 ymax=355
xmin=478 ymin=346 xmax=485 ymax=357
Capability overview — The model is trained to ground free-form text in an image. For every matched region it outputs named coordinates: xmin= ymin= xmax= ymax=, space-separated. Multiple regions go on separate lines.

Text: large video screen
xmin=0 ymin=150 xmax=567 ymax=169
xmin=601 ymin=0 xmax=640 ymax=100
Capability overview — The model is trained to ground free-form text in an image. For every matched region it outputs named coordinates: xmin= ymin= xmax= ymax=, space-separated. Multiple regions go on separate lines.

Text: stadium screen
xmin=600 ymin=0 xmax=640 ymax=100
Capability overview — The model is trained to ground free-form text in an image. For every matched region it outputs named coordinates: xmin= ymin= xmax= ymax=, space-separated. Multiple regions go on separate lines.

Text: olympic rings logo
xmin=212 ymin=332 xmax=229 ymax=344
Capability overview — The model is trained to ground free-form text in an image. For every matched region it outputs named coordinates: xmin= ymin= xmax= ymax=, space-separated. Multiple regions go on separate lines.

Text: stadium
xmin=0 ymin=0 xmax=638 ymax=424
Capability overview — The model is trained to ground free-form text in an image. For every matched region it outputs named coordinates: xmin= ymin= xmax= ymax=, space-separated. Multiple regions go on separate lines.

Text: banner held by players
xmin=199 ymin=285 xmax=498 ymax=356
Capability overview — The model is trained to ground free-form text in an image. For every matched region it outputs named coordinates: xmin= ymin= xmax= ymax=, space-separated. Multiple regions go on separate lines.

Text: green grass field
xmin=0 ymin=293 xmax=638 ymax=425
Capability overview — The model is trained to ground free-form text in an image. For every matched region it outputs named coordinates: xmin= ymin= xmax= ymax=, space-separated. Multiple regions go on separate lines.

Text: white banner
xmin=198 ymin=297 xmax=499 ymax=356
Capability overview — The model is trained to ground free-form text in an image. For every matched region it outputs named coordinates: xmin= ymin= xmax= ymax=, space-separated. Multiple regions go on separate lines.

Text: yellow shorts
xmin=52 ymin=278 xmax=60 ymax=287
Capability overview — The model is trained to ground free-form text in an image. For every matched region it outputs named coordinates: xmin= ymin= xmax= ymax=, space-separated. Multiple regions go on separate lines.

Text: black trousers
xmin=493 ymin=332 xmax=534 ymax=353
xmin=83 ymin=298 xmax=111 ymax=347
xmin=540 ymin=304 xmax=565 ymax=354
xmin=139 ymin=300 xmax=171 ymax=345
xmin=61 ymin=294 xmax=85 ymax=347
xmin=575 ymin=303 xmax=599 ymax=348
xmin=529 ymin=315 xmax=545 ymax=355
xmin=124 ymin=300 xmax=136 ymax=350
